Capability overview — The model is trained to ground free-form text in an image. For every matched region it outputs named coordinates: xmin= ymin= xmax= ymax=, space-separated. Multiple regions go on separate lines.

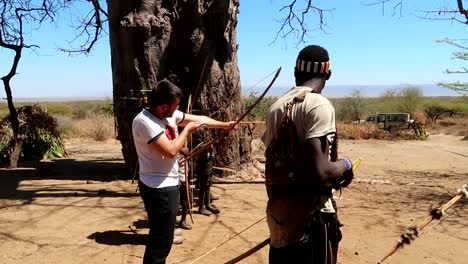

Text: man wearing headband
xmin=262 ymin=45 xmax=354 ymax=264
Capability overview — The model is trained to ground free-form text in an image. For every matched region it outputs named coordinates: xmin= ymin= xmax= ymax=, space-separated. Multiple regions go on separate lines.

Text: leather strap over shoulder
xmin=265 ymin=88 xmax=319 ymax=187
xmin=292 ymin=88 xmax=318 ymax=103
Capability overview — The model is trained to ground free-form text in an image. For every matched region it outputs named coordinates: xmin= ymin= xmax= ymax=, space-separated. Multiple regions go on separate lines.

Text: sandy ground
xmin=0 ymin=135 xmax=467 ymax=264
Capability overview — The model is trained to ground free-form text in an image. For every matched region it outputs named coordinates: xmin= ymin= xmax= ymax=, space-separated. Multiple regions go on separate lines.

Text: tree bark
xmin=0 ymin=41 xmax=22 ymax=168
xmin=107 ymin=0 xmax=248 ymax=177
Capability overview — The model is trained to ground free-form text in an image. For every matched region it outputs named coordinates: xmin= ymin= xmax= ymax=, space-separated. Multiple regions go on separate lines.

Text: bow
xmin=208 ymin=68 xmax=279 ymax=118
xmin=184 ymin=94 xmax=194 ymax=224
xmin=182 ymin=67 xmax=281 ymax=163
xmin=182 ymin=55 xmax=209 ymax=224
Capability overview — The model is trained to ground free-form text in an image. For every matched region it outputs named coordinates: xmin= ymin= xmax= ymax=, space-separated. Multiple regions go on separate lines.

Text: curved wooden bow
xmin=184 ymin=95 xmax=194 ymax=223
xmin=182 ymin=67 xmax=282 ymax=163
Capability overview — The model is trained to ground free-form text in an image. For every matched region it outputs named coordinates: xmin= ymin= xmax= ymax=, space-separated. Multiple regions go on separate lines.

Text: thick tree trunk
xmin=107 ymin=0 xmax=248 ymax=177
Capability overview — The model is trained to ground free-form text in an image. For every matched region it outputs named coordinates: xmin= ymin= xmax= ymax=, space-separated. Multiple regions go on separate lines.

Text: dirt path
xmin=0 ymin=135 xmax=467 ymax=264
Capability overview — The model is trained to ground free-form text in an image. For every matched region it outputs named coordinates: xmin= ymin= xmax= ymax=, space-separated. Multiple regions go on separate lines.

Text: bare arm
xmin=180 ymin=113 xmax=235 ymax=129
xmin=304 ymin=135 xmax=348 ymax=187
xmin=151 ymin=122 xmax=201 ymax=158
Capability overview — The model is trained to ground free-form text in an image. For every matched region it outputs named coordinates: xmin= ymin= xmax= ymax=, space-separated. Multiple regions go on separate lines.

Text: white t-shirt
xmin=132 ymin=108 xmax=185 ymax=188
xmin=262 ymin=86 xmax=336 ymax=147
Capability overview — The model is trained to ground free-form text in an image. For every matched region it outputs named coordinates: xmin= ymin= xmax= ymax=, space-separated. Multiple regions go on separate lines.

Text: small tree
xmin=0 ymin=0 xmax=61 ymax=167
xmin=379 ymin=88 xmax=400 ymax=112
xmin=424 ymin=103 xmax=459 ymax=124
xmin=342 ymin=89 xmax=369 ymax=121
xmin=397 ymin=86 xmax=424 ymax=113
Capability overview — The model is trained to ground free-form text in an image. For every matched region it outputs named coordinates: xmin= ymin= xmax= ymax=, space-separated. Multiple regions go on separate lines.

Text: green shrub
xmin=101 ymin=102 xmax=114 ymax=116
xmin=243 ymin=95 xmax=277 ymax=120
xmin=0 ymin=105 xmax=66 ymax=162
xmin=43 ymin=103 xmax=74 ymax=117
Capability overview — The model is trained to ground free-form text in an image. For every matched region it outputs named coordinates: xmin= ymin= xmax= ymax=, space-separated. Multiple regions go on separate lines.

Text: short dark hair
xmin=294 ymin=45 xmax=331 ymax=85
xmin=148 ymin=80 xmax=183 ymax=107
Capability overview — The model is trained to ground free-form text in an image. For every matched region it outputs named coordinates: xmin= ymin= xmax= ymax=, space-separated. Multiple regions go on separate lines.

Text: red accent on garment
xmin=165 ymin=125 xmax=177 ymax=140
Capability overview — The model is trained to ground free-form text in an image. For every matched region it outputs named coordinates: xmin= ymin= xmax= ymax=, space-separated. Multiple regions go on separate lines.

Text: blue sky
xmin=0 ymin=0 xmax=466 ymax=99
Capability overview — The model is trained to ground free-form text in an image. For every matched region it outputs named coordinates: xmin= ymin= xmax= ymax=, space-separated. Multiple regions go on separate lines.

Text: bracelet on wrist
xmin=339 ymin=157 xmax=352 ymax=171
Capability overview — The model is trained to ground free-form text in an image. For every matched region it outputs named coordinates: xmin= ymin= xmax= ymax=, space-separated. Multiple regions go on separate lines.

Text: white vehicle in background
xmin=367 ymin=113 xmax=414 ymax=131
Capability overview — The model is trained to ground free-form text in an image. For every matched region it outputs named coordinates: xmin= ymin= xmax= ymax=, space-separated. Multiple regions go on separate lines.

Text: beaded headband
xmin=296 ymin=59 xmax=330 ymax=74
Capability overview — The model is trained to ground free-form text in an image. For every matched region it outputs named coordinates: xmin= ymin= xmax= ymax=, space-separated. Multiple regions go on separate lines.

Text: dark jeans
xmin=269 ymin=211 xmax=341 ymax=264
xmin=139 ymin=181 xmax=179 ymax=264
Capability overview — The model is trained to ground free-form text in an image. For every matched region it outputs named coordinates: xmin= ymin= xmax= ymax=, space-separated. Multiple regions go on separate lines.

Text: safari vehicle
xmin=367 ymin=113 xmax=413 ymax=130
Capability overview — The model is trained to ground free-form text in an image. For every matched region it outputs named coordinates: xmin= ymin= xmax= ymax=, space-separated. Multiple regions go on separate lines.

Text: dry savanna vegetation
xmin=0 ymin=90 xmax=466 ymax=151
xmin=0 ymin=100 xmax=116 ymax=143
xmin=243 ymin=90 xmax=468 ymax=141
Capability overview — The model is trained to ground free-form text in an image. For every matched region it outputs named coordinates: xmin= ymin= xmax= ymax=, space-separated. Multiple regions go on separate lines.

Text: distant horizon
xmin=246 ymin=83 xmax=462 ymax=98
xmin=5 ymin=83 xmax=463 ymax=103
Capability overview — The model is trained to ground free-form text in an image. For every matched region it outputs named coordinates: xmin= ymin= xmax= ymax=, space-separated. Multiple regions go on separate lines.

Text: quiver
xmin=265 ymin=95 xmax=308 ymax=188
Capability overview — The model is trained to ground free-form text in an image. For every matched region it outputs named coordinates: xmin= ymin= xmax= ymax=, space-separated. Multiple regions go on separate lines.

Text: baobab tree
xmin=106 ymin=1 xmax=245 ymax=177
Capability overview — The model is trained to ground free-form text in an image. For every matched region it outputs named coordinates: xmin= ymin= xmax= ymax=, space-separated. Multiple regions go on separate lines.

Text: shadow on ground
xmin=0 ymin=158 xmax=134 ymax=202
xmin=87 ymin=219 xmax=152 ymax=246
xmin=87 ymin=230 xmax=147 ymax=246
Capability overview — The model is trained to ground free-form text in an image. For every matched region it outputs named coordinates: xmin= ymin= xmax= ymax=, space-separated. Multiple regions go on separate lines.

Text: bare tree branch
xmin=59 ymin=0 xmax=108 ymax=54
xmin=456 ymin=0 xmax=468 ymax=22
xmin=363 ymin=0 xmax=403 ymax=16
xmin=364 ymin=0 xmax=468 ymax=24
xmin=274 ymin=0 xmax=334 ymax=44
xmin=0 ymin=0 xmax=62 ymax=167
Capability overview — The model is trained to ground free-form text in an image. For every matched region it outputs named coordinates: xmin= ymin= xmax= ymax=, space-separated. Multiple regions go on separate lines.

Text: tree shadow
xmin=87 ymin=230 xmax=147 ymax=246
xmin=88 ymin=219 xmax=150 ymax=246
xmin=0 ymin=158 xmax=136 ymax=203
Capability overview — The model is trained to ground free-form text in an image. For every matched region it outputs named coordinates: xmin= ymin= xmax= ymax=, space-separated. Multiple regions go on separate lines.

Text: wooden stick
xmin=224 ymin=238 xmax=270 ymax=264
xmin=185 ymin=159 xmax=194 ymax=224
xmin=212 ymin=166 xmax=237 ymax=173
xmin=377 ymin=184 xmax=468 ymax=264
xmin=189 ymin=216 xmax=266 ymax=263
xmin=239 ymin=121 xmax=266 ymax=124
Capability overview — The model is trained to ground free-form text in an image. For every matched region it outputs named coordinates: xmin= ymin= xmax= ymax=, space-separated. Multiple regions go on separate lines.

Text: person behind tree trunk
xmin=191 ymin=109 xmax=220 ymax=216
xmin=132 ymin=80 xmax=235 ymax=264
xmin=262 ymin=45 xmax=354 ymax=264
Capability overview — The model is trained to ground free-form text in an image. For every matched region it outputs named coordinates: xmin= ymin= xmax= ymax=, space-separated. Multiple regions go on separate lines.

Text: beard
xmin=163 ymin=108 xmax=175 ymax=118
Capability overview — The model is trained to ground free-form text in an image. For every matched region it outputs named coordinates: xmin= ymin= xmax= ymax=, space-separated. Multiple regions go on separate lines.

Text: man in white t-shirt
xmin=132 ymin=80 xmax=235 ymax=264
xmin=262 ymin=45 xmax=354 ymax=264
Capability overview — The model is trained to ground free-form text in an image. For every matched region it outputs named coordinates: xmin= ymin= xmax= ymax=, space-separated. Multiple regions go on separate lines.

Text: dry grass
xmin=243 ymin=121 xmax=417 ymax=141
xmin=53 ymin=111 xmax=466 ymax=143
xmin=337 ymin=122 xmax=417 ymax=140
xmin=428 ymin=116 xmax=468 ymax=138
xmin=57 ymin=113 xmax=116 ymax=141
